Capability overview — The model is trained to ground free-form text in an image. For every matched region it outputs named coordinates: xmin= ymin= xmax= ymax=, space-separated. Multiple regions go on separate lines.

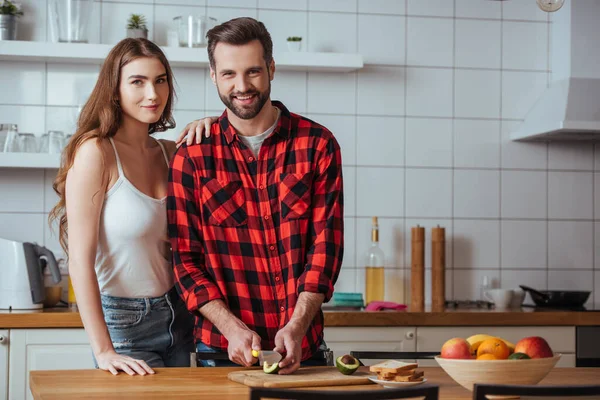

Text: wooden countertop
xmin=30 ymin=367 xmax=600 ymax=400
xmin=2 ymin=307 xmax=600 ymax=329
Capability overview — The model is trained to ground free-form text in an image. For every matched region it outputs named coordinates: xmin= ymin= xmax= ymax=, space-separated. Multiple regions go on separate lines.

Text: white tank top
xmin=94 ymin=138 xmax=173 ymax=298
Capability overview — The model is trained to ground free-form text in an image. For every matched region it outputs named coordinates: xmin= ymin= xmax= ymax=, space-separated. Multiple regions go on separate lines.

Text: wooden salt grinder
xmin=410 ymin=225 xmax=425 ymax=312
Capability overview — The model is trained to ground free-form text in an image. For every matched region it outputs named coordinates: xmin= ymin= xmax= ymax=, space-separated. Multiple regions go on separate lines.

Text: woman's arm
xmin=65 ymin=139 xmax=152 ymax=376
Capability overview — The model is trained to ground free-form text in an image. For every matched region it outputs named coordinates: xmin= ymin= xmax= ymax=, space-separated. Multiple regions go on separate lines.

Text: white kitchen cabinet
xmin=324 ymin=327 xmax=417 ymax=365
xmin=415 ymin=326 xmax=576 ymax=367
xmin=0 ymin=330 xmax=8 ymax=400
xmin=8 ymin=329 xmax=94 ymax=400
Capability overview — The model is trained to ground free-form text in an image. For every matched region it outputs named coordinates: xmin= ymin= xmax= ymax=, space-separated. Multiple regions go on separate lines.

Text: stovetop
xmin=446 ymin=300 xmax=600 ymax=312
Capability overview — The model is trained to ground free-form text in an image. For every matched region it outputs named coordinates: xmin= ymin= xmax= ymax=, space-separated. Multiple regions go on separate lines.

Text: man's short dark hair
xmin=206 ymin=17 xmax=273 ymax=70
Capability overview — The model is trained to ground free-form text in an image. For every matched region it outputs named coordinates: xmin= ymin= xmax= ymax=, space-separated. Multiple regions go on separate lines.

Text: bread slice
xmin=378 ymin=368 xmax=416 ymax=379
xmin=393 ymin=371 xmax=424 ymax=382
xmin=369 ymin=360 xmax=418 ymax=374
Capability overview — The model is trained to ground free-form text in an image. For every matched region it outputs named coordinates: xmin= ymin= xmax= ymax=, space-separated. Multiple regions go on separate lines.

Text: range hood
xmin=512 ymin=0 xmax=600 ymax=141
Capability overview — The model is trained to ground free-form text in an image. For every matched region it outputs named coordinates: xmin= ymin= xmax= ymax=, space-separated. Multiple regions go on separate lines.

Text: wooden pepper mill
xmin=410 ymin=225 xmax=425 ymax=312
xmin=431 ymin=225 xmax=446 ymax=312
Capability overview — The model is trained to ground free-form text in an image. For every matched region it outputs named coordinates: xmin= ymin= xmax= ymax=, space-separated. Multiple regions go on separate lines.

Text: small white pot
xmin=287 ymin=40 xmax=301 ymax=52
xmin=127 ymin=28 xmax=148 ymax=39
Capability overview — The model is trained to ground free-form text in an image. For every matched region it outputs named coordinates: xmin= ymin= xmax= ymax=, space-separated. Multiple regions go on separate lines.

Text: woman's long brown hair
xmin=49 ymin=38 xmax=176 ymax=254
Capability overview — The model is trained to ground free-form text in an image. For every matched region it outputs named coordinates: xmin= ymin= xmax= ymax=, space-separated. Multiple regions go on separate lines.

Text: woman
xmin=49 ymin=38 xmax=212 ymax=376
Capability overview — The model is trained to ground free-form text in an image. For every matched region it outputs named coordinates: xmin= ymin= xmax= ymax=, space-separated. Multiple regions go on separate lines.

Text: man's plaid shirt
xmin=167 ymin=101 xmax=344 ymax=361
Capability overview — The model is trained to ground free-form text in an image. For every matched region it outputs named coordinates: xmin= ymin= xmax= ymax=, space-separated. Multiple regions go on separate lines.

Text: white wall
xmin=1 ymin=0 xmax=598 ymax=307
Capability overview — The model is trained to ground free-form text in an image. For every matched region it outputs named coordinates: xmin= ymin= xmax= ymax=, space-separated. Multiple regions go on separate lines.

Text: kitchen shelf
xmin=0 ymin=40 xmax=364 ymax=72
xmin=0 ymin=153 xmax=60 ymax=169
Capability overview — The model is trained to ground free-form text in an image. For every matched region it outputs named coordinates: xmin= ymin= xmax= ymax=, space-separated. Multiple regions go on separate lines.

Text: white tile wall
xmin=2 ymin=0 xmax=597 ymax=306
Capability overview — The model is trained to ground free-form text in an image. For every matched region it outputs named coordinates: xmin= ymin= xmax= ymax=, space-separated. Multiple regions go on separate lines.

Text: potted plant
xmin=126 ymin=13 xmax=148 ymax=39
xmin=286 ymin=36 xmax=302 ymax=52
xmin=0 ymin=0 xmax=23 ymax=41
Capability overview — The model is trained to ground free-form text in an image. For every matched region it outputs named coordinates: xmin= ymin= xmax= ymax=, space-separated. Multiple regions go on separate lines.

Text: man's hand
xmin=226 ymin=327 xmax=262 ymax=367
xmin=273 ymin=322 xmax=304 ymax=374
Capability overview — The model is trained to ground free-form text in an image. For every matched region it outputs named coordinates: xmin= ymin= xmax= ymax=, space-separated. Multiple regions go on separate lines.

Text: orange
xmin=476 ymin=338 xmax=510 ymax=360
xmin=476 ymin=353 xmax=498 ymax=360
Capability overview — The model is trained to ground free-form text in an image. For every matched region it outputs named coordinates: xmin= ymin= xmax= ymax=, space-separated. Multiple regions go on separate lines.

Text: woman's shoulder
xmin=72 ymin=134 xmax=116 ymax=169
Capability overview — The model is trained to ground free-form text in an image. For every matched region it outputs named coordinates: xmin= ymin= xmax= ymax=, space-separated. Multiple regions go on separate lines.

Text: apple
xmin=441 ymin=337 xmax=473 ymax=359
xmin=514 ymin=336 xmax=554 ymax=359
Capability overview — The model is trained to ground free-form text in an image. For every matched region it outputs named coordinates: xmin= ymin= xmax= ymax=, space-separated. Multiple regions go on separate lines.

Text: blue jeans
xmin=196 ymin=341 xmax=330 ymax=367
xmin=94 ymin=286 xmax=194 ymax=368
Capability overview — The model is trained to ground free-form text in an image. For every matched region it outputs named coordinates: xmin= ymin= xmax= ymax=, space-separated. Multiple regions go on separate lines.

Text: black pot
xmin=520 ymin=285 xmax=590 ymax=308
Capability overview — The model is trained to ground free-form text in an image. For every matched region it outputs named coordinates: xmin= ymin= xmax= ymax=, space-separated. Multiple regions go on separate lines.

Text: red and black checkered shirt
xmin=167 ymin=101 xmax=344 ymax=361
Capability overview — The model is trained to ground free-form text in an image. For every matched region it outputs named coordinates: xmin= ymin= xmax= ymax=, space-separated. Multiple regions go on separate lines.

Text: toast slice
xmin=378 ymin=368 xmax=416 ymax=379
xmin=392 ymin=370 xmax=424 ymax=382
xmin=369 ymin=360 xmax=418 ymax=374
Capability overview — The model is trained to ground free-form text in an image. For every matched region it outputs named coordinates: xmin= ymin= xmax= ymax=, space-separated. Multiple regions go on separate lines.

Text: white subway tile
xmin=307 ymin=72 xmax=356 ymax=115
xmin=455 ymin=69 xmax=501 ymax=119
xmin=455 ymin=0 xmax=501 ymax=19
xmin=259 ymin=0 xmax=307 ymax=10
xmin=0 ymin=105 xmax=45 ymax=134
xmin=46 ymin=63 xmax=99 ymax=107
xmin=501 ymin=120 xmax=547 ymax=170
xmin=501 ymin=71 xmax=548 ymax=119
xmin=44 ymin=170 xmax=59 ymax=214
xmin=454 ymin=269 xmax=501 ymax=300
xmin=548 ymin=221 xmax=594 ymax=270
xmin=404 ymin=218 xmax=453 ymax=269
xmin=502 ymin=1 xmax=548 ymax=21
xmin=454 ymin=170 xmax=500 ymax=218
xmin=208 ymin=0 xmax=257 ymax=8
xmin=501 ymin=170 xmax=547 ymax=219
xmin=453 ymin=119 xmax=500 ymax=168
xmin=548 ymin=142 xmax=594 ymax=171
xmin=356 ymin=167 xmax=404 ymax=217
xmin=343 ymin=166 xmax=356 ymax=217
xmin=358 ymin=0 xmax=405 ymax=15
xmin=342 ymin=217 xmax=356 ymax=268
xmin=308 ymin=114 xmax=356 ymax=165
xmin=405 ymin=169 xmax=452 ymax=218
xmin=0 ymin=213 xmax=44 ymax=244
xmin=405 ymin=68 xmax=453 ymax=117
xmin=407 ymin=17 xmax=453 ymax=67
xmin=101 ymin=3 xmax=154 ymax=44
xmin=270 ymin=70 xmax=307 ymax=114
xmin=422 ymin=269 xmax=453 ymax=304
xmin=503 ymin=22 xmax=549 ymax=71
xmin=356 ymin=116 xmax=403 ymax=166
xmin=44 ymin=212 xmax=63 ymax=257
xmin=358 ymin=14 xmax=406 ymax=65
xmin=355 ymin=217 xmax=404 ymax=268
xmin=407 ymin=0 xmax=453 ymax=17
xmin=501 ymin=220 xmax=547 ymax=269
xmin=308 ymin=0 xmax=356 ymax=12
xmin=454 ymin=220 xmax=500 ymax=269
xmin=405 ymin=117 xmax=453 ymax=167
xmin=172 ymin=67 xmax=205 ymax=111
xmin=548 ymin=172 xmax=594 ymax=220
xmin=0 ymin=169 xmax=44 ymax=212
xmin=357 ymin=67 xmax=405 ymax=116
xmin=205 ymin=72 xmax=223 ymax=111
xmin=0 ymin=61 xmax=45 ymax=105
xmin=455 ymin=19 xmax=501 ymax=69
xmin=335 ymin=267 xmax=357 ymax=293
xmin=153 ymin=5 xmax=207 ymax=47
xmin=308 ymin=12 xmax=357 ymax=53
xmin=258 ymin=9 xmax=308 ymax=56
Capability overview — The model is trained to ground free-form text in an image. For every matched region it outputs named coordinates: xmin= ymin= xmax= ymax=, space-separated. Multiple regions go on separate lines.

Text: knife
xmin=252 ymin=350 xmax=282 ymax=365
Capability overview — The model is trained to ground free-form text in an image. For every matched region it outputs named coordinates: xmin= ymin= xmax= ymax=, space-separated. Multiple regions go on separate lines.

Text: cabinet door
xmin=8 ymin=329 xmax=93 ymax=400
xmin=0 ymin=330 xmax=7 ymax=400
xmin=324 ymin=327 xmax=417 ymax=365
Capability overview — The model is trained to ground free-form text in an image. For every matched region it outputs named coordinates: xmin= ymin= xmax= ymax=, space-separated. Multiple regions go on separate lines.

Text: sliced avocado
xmin=508 ymin=352 xmax=531 ymax=360
xmin=263 ymin=361 xmax=280 ymax=374
xmin=335 ymin=355 xmax=360 ymax=375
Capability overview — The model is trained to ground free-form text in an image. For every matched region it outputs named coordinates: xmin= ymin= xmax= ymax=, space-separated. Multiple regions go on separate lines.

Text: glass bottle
xmin=365 ymin=217 xmax=385 ymax=305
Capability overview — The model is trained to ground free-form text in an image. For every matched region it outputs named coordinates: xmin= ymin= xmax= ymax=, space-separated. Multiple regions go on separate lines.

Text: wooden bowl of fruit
xmin=435 ymin=335 xmax=561 ymax=391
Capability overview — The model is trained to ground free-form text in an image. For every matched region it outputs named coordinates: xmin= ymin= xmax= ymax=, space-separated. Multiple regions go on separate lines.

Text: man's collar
xmin=219 ymin=100 xmax=291 ymax=145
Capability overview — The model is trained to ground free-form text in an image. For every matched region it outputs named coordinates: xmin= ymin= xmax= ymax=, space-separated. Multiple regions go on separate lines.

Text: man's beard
xmin=218 ymin=82 xmax=271 ymax=120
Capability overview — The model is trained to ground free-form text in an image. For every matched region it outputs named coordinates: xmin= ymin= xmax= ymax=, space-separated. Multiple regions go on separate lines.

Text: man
xmin=167 ymin=17 xmax=343 ymax=375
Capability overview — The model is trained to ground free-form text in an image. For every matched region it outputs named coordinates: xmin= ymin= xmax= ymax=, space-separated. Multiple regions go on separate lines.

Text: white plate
xmin=368 ymin=376 xmax=427 ymax=388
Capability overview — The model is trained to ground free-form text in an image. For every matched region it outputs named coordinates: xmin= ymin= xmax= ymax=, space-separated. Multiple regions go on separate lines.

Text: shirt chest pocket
xmin=279 ymin=172 xmax=313 ymax=220
xmin=200 ymin=177 xmax=247 ymax=227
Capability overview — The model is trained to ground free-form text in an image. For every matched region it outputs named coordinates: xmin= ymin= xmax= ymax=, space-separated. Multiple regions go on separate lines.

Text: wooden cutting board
xmin=228 ymin=367 xmax=374 ymax=388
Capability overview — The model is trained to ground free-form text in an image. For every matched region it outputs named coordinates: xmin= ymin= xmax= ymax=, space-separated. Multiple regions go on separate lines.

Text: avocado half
xmin=335 ymin=354 xmax=360 ymax=375
xmin=263 ymin=361 xmax=280 ymax=374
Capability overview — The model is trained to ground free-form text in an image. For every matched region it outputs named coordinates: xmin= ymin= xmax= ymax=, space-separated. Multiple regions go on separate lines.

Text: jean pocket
xmin=103 ymin=307 xmax=144 ymax=329
xmin=279 ymin=172 xmax=313 ymax=220
xmin=200 ymin=177 xmax=247 ymax=227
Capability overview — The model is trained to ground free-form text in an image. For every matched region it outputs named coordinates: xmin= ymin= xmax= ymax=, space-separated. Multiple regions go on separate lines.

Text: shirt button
xmin=259 ymin=185 xmax=264 ymax=190
xmin=269 ymin=245 xmax=275 ymax=251
xmin=280 ymin=306 xmax=285 ymax=312
xmin=248 ymin=156 xmax=254 ymax=162
xmin=264 ymin=215 xmax=270 ymax=220
xmin=275 ymin=276 xmax=280 ymax=282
